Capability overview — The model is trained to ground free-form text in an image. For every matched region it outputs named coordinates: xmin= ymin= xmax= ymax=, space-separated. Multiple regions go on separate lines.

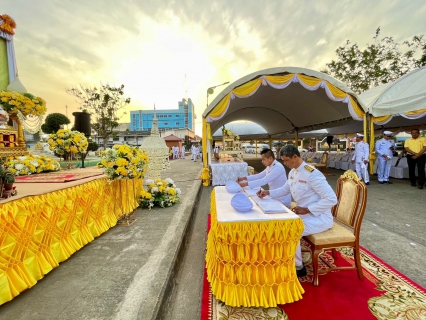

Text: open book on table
xmin=251 ymin=196 xmax=289 ymax=213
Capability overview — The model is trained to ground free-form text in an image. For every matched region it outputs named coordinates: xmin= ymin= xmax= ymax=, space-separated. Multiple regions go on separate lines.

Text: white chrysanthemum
xmin=175 ymin=188 xmax=181 ymax=195
xmin=166 ymin=187 xmax=170 ymax=192
xmin=18 ymin=156 xmax=27 ymax=161
xmin=157 ymin=182 xmax=163 ymax=186
xmin=152 ymin=187 xmax=159 ymax=192
xmin=30 ymin=160 xmax=39 ymax=167
xmin=165 ymin=178 xmax=174 ymax=184
xmin=146 ymin=179 xmax=154 ymax=185
xmin=15 ymin=163 xmax=24 ymax=170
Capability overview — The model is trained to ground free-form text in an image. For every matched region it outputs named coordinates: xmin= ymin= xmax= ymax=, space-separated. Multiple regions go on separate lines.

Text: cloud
xmin=2 ymin=0 xmax=426 ymax=134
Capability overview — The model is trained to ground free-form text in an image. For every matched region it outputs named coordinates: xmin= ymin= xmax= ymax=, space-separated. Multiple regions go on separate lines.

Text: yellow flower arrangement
xmin=139 ymin=178 xmax=181 ymax=209
xmin=0 ymin=91 xmax=47 ymax=117
xmin=47 ymin=129 xmax=88 ymax=156
xmin=97 ymin=144 xmax=149 ymax=181
xmin=4 ymin=154 xmax=61 ymax=176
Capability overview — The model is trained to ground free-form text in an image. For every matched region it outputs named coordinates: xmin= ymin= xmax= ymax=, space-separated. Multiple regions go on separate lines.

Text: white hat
xmin=383 ymin=131 xmax=393 ymax=135
xmin=356 ymin=133 xmax=364 ymax=137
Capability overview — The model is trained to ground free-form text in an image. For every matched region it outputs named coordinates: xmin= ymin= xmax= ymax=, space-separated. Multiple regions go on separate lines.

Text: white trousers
xmin=181 ymin=151 xmax=185 ymax=159
xmin=355 ymin=161 xmax=369 ymax=183
xmin=377 ymin=157 xmax=392 ymax=182
xmin=295 ymin=214 xmax=333 ymax=267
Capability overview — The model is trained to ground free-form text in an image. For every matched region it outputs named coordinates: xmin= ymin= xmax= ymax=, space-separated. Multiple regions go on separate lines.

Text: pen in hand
xmin=256 ymin=188 xmax=262 ymax=197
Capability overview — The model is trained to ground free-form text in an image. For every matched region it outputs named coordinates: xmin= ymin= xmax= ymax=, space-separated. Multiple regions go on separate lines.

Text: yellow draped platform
xmin=206 ymin=190 xmax=305 ymax=308
xmin=0 ymin=177 xmax=142 ymax=305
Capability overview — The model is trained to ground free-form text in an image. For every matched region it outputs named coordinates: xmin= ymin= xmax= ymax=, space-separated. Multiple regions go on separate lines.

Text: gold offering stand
xmin=219 ymin=134 xmax=243 ymax=161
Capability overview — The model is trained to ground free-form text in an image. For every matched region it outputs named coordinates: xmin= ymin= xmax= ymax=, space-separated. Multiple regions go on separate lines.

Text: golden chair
xmin=312 ymin=152 xmax=329 ymax=174
xmin=303 ymin=170 xmax=367 ymax=286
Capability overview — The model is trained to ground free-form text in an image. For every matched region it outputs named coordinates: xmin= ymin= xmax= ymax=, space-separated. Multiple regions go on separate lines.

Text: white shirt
xmin=352 ymin=141 xmax=369 ymax=161
xmin=375 ymin=138 xmax=395 ymax=158
xmin=269 ymin=161 xmax=337 ymax=227
xmin=247 ymin=160 xmax=291 ymax=206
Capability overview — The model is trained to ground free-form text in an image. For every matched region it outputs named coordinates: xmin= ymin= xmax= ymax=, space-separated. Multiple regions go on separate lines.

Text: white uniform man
xmin=173 ymin=146 xmax=179 ymax=160
xmin=258 ymin=145 xmax=337 ymax=277
xmin=191 ymin=144 xmax=196 ymax=161
xmin=181 ymin=145 xmax=186 ymax=159
xmin=375 ymin=131 xmax=395 ymax=184
xmin=197 ymin=145 xmax=202 ymax=161
xmin=351 ymin=133 xmax=370 ymax=185
xmin=237 ymin=148 xmax=291 ymax=207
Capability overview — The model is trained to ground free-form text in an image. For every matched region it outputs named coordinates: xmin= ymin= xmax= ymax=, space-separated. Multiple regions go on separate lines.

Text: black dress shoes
xmin=419 ymin=186 xmax=424 ymax=189
xmin=379 ymin=181 xmax=384 ymax=184
xmin=386 ymin=181 xmax=393 ymax=184
xmin=296 ymin=266 xmax=307 ymax=277
xmin=365 ymin=182 xmax=369 ymax=185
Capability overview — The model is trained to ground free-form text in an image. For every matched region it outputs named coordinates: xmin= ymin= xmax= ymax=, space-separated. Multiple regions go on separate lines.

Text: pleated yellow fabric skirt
xmin=206 ymin=189 xmax=305 ymax=307
xmin=0 ymin=178 xmax=142 ymax=305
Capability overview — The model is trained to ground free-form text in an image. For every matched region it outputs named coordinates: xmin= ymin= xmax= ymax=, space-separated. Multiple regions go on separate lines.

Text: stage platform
xmin=0 ymin=168 xmax=142 ymax=305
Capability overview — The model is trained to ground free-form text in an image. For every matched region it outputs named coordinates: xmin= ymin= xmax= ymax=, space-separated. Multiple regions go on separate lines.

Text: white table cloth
xmin=210 ymin=161 xmax=248 ymax=186
xmin=214 ymin=186 xmax=299 ymax=222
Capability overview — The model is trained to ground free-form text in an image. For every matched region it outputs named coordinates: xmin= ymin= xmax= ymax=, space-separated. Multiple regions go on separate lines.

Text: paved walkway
xmin=0 ymin=157 xmax=425 ymax=320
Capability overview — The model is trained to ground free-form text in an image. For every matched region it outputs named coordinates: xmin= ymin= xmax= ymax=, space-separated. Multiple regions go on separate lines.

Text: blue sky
xmin=3 ymin=0 xmax=426 ymax=134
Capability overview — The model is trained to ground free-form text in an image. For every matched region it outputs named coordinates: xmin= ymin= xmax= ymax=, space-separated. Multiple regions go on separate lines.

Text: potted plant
xmin=3 ymin=170 xmax=15 ymax=190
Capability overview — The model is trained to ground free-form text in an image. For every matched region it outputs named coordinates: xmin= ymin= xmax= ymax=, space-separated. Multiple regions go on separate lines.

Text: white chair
xmin=327 ymin=153 xmax=336 ymax=167
xmin=390 ymin=157 xmax=409 ymax=179
xmin=336 ymin=154 xmax=350 ymax=170
xmin=329 ymin=153 xmax=343 ymax=168
xmin=340 ymin=152 xmax=353 ymax=171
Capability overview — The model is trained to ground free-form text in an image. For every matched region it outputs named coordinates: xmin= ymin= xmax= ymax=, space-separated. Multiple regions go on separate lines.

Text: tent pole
xmin=369 ymin=114 xmax=375 ymax=175
xmin=255 ymin=139 xmax=258 ymax=158
xmin=295 ymin=130 xmax=299 ymax=148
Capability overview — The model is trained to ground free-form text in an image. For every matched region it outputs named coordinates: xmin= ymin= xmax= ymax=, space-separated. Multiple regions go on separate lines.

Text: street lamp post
xmin=203 ymin=81 xmax=229 ymax=171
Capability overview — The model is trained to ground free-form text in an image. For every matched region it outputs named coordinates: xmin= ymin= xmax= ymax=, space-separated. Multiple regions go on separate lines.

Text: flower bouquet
xmin=4 ymin=154 xmax=61 ymax=175
xmin=139 ymin=178 xmax=181 ymax=209
xmin=47 ymin=129 xmax=88 ymax=157
xmin=97 ymin=144 xmax=149 ymax=181
xmin=0 ymin=91 xmax=47 ymax=117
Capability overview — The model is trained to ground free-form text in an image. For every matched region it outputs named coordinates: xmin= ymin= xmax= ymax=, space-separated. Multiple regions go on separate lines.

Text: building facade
xmin=130 ymin=98 xmax=195 ymax=132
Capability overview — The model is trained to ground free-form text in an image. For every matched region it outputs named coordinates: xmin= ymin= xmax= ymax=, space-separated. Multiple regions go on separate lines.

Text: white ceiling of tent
xmin=360 ymin=66 xmax=426 ymax=117
xmin=203 ymin=67 xmax=365 ymax=136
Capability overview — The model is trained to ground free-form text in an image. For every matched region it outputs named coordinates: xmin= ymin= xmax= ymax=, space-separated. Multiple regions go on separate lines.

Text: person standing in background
xmin=404 ymin=129 xmax=426 ymax=189
xmin=351 ymin=133 xmax=370 ymax=185
xmin=375 ymin=131 xmax=395 ymax=184
xmin=181 ymin=145 xmax=186 ymax=159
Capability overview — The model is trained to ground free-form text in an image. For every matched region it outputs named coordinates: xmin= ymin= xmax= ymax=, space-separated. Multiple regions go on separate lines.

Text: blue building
xmin=130 ymin=98 xmax=195 ymax=131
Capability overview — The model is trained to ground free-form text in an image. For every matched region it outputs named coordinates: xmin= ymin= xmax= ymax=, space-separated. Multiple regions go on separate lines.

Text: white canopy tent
xmin=201 ymin=67 xmax=367 ymax=170
xmin=359 ymin=66 xmax=426 ymax=135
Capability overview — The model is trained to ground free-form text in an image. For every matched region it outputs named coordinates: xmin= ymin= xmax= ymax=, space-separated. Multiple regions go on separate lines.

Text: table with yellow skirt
xmin=206 ymin=187 xmax=305 ymax=308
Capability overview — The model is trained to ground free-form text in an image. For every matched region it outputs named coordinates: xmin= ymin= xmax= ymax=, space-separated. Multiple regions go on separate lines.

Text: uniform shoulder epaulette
xmin=304 ymin=165 xmax=314 ymax=173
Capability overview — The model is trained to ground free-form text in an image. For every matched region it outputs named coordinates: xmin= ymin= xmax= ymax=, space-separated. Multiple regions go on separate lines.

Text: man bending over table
xmin=258 ymin=145 xmax=337 ymax=277
xmin=237 ymin=148 xmax=291 ymax=207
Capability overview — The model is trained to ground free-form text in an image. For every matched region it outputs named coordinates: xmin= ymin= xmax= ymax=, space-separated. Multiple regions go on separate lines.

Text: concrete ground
xmin=0 ymin=154 xmax=425 ymax=320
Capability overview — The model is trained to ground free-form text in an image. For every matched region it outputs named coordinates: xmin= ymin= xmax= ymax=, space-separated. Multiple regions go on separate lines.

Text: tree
xmin=41 ymin=113 xmax=70 ymax=134
xmin=80 ymin=140 xmax=99 ymax=168
xmin=322 ymin=28 xmax=426 ymax=94
xmin=66 ymin=84 xmax=130 ymax=149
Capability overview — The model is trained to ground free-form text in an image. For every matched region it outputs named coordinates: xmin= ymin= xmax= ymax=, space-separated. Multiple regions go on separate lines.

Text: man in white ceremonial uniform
xmin=351 ymin=133 xmax=370 ymax=185
xmin=375 ymin=131 xmax=395 ymax=184
xmin=237 ymin=149 xmax=291 ymax=207
xmin=191 ymin=144 xmax=197 ymax=161
xmin=258 ymin=145 xmax=337 ymax=277
xmin=174 ymin=146 xmax=179 ymax=160
xmin=181 ymin=145 xmax=186 ymax=159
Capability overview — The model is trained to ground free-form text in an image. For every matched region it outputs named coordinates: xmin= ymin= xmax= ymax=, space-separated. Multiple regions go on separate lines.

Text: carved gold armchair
xmin=303 ymin=170 xmax=368 ymax=286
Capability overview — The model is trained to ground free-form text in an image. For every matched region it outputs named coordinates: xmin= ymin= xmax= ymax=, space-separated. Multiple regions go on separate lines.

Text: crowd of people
xmin=170 ymin=144 xmax=203 ymax=162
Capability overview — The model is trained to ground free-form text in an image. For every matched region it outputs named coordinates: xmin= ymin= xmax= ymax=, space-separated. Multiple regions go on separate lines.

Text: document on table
xmin=252 ymin=196 xmax=288 ymax=213
xmin=243 ymin=187 xmax=259 ymax=197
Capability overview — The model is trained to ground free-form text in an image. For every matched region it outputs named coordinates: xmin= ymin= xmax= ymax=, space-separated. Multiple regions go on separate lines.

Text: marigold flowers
xmin=5 ymin=154 xmax=61 ymax=176
xmin=0 ymin=91 xmax=47 ymax=117
xmin=97 ymin=144 xmax=148 ymax=181
xmin=139 ymin=178 xmax=181 ymax=210
xmin=48 ymin=129 xmax=88 ymax=156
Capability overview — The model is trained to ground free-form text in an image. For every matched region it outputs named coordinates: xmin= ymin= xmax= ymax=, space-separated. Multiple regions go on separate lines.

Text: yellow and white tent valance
xmin=205 ymin=74 xmax=364 ymax=123
xmin=372 ymin=109 xmax=426 ymax=125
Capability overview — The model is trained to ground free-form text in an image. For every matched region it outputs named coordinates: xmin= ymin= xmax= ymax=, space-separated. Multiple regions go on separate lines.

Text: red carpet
xmin=201 ymin=215 xmax=426 ymax=320
xmin=15 ymin=171 xmax=103 ymax=183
